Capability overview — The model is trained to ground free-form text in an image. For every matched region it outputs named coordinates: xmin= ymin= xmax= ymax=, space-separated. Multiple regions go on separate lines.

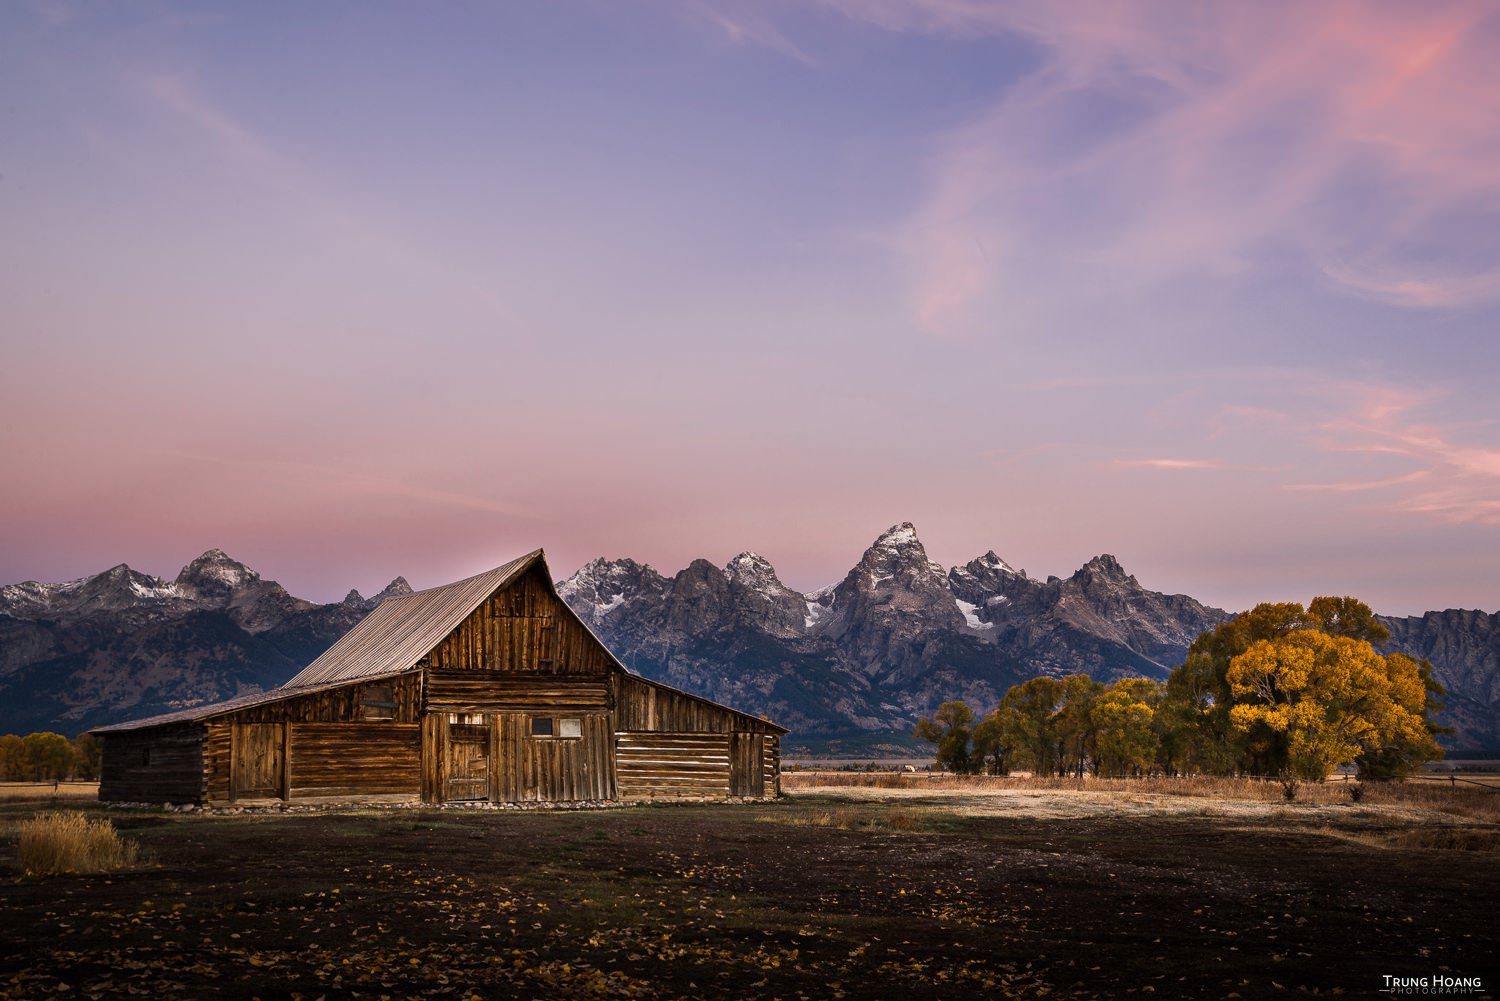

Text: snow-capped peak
xmin=875 ymin=522 xmax=920 ymax=550
xmin=176 ymin=549 xmax=259 ymax=589
xmin=724 ymin=551 xmax=786 ymax=594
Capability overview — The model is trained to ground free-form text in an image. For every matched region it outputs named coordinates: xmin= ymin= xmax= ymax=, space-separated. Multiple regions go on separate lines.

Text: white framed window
xmin=530 ymin=717 xmax=582 ymax=738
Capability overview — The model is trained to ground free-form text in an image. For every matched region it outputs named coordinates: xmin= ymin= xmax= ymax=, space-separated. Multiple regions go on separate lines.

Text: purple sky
xmin=3 ymin=1 xmax=1499 ymax=616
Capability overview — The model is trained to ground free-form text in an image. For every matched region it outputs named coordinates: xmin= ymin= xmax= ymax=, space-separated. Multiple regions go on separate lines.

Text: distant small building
xmin=94 ymin=550 xmax=785 ymax=806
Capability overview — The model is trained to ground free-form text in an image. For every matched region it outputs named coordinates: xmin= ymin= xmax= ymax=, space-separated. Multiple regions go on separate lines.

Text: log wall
xmin=425 ymin=671 xmax=610 ymax=714
xmin=99 ymin=726 xmax=204 ymax=804
xmin=199 ymin=677 xmax=422 ymax=803
xmin=763 ymin=735 xmax=781 ymax=797
xmin=287 ymin=723 xmax=420 ymax=799
xmin=615 ymin=732 xmax=731 ymax=799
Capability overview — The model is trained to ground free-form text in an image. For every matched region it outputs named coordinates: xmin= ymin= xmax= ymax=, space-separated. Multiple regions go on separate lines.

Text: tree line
xmin=0 ymin=732 xmax=102 ymax=783
xmin=916 ymin=597 xmax=1446 ymax=790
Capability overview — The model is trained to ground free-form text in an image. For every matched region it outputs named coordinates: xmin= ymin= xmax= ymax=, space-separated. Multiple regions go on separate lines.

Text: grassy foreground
xmin=1 ymin=781 xmax=1497 ymax=999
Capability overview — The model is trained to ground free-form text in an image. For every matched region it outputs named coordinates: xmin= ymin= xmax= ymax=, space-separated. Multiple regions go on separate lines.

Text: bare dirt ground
xmin=1 ymin=783 xmax=1497 ymax=999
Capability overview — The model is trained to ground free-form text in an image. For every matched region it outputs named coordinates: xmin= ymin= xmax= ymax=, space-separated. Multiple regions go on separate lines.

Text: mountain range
xmin=2 ymin=526 xmax=1497 ymax=752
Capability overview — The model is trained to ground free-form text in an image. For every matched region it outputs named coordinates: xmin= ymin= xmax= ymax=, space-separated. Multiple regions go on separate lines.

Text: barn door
xmin=729 ymin=732 xmax=764 ymax=798
xmin=445 ymin=723 xmax=490 ymax=802
xmin=232 ymin=723 xmax=285 ymax=800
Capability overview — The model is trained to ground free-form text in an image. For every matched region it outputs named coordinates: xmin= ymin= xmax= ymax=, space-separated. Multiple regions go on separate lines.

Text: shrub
xmin=17 ymin=811 xmax=140 ymax=875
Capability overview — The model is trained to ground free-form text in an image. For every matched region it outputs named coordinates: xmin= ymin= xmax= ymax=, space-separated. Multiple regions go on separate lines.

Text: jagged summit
xmin=724 ymin=552 xmax=789 ymax=595
xmin=874 ymin=522 xmax=920 ymax=549
xmin=377 ymin=577 xmax=413 ymax=600
xmin=175 ymin=549 xmax=260 ymax=592
xmin=342 ymin=577 xmax=413 ymax=610
xmin=1080 ymin=554 xmax=1134 ymax=582
xmin=856 ymin=523 xmax=946 ymax=581
xmin=981 ymin=551 xmax=1024 ymax=576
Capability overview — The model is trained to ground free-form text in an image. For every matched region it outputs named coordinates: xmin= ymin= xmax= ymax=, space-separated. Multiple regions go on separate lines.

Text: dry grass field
xmin=783 ymin=770 xmax=1500 ymax=825
xmin=0 ymin=778 xmax=1496 ymax=999
xmin=0 ymin=781 xmax=100 ymax=802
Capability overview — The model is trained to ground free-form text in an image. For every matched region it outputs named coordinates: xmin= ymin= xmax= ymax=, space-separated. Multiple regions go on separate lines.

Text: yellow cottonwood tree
xmin=1091 ymin=678 xmax=1162 ymax=777
xmin=1226 ymin=630 xmax=1432 ymax=782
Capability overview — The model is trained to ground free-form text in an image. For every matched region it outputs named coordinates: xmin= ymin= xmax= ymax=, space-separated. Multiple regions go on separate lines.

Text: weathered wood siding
xmin=287 ymin=724 xmax=419 ymax=799
xmin=616 ymin=732 xmax=731 ymax=799
xmin=204 ymin=722 xmax=232 ymax=803
xmin=232 ymin=723 xmax=287 ymax=799
xmin=493 ymin=712 xmax=613 ymax=803
xmin=99 ymin=726 xmax=204 ymax=804
xmin=425 ymin=671 xmax=610 ymax=714
xmin=417 ymin=711 xmax=613 ymax=803
xmin=763 ymin=735 xmax=781 ymax=797
xmin=613 ymin=675 xmax=778 ymax=735
xmin=729 ymin=732 xmax=764 ymax=798
xmin=420 ymin=713 xmax=445 ymax=803
xmin=193 ymin=679 xmax=424 ymax=803
xmin=426 ymin=565 xmax=612 ymax=674
xmin=228 ymin=675 xmax=421 ymax=724
xmin=444 ymin=723 xmax=490 ymax=801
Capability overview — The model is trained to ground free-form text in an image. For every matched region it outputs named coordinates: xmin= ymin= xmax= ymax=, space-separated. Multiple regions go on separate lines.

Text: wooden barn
xmin=94 ymin=550 xmax=785 ymax=806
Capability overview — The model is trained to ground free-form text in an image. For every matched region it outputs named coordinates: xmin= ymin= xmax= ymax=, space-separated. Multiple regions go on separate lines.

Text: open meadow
xmin=2 ymin=776 xmax=1497 ymax=999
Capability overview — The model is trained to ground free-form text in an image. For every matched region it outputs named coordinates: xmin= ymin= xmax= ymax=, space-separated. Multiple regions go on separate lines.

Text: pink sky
xmin=2 ymin=1 xmax=1498 ymax=616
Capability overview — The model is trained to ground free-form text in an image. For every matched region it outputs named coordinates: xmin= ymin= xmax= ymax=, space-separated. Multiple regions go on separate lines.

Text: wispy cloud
xmin=691 ymin=1 xmax=818 ymax=66
xmin=167 ymin=451 xmax=524 ymax=518
xmin=818 ymin=1 xmax=1500 ymax=334
xmin=1287 ymin=382 xmax=1500 ymax=524
xmin=1284 ymin=470 xmax=1431 ymax=493
xmin=1113 ymin=458 xmax=1227 ymax=471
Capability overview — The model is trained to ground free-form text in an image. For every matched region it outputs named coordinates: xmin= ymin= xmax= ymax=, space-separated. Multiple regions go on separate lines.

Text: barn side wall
xmin=99 ymin=726 xmax=204 ymax=804
xmin=199 ymin=676 xmax=424 ymax=804
xmin=612 ymin=674 xmax=782 ymax=800
xmin=421 ymin=671 xmax=615 ymax=804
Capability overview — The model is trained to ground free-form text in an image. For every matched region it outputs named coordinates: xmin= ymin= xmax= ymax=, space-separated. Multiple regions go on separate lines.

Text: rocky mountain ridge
xmin=2 ymin=529 xmax=1497 ymax=749
xmin=558 ymin=523 xmax=1233 ymax=740
xmin=0 ymin=552 xmax=410 ymax=734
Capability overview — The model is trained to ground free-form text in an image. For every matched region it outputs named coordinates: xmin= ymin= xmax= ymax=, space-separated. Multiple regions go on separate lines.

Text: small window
xmin=361 ymin=684 xmax=396 ymax=721
xmin=530 ymin=717 xmax=553 ymax=737
xmin=558 ymin=718 xmax=582 ymax=738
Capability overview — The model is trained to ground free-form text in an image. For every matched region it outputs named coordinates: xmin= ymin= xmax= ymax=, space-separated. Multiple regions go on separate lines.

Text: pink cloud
xmin=1113 ymin=458 xmax=1226 ymax=471
xmin=691 ymin=1 xmax=819 ymax=66
xmin=817 ymin=1 xmax=1500 ymax=334
xmin=1291 ymin=383 xmax=1500 ymax=524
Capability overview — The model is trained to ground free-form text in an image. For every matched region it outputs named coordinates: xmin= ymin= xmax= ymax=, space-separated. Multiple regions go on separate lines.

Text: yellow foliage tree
xmin=1091 ymin=678 xmax=1162 ymax=777
xmin=1226 ymin=630 xmax=1432 ymax=782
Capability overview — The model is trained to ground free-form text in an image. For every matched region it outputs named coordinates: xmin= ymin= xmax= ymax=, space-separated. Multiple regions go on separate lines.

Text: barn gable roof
xmin=281 ymin=550 xmax=541 ymax=689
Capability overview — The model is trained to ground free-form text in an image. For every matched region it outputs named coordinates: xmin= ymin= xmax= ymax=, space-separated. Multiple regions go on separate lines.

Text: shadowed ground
xmin=1 ymin=784 xmax=1497 ymax=999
